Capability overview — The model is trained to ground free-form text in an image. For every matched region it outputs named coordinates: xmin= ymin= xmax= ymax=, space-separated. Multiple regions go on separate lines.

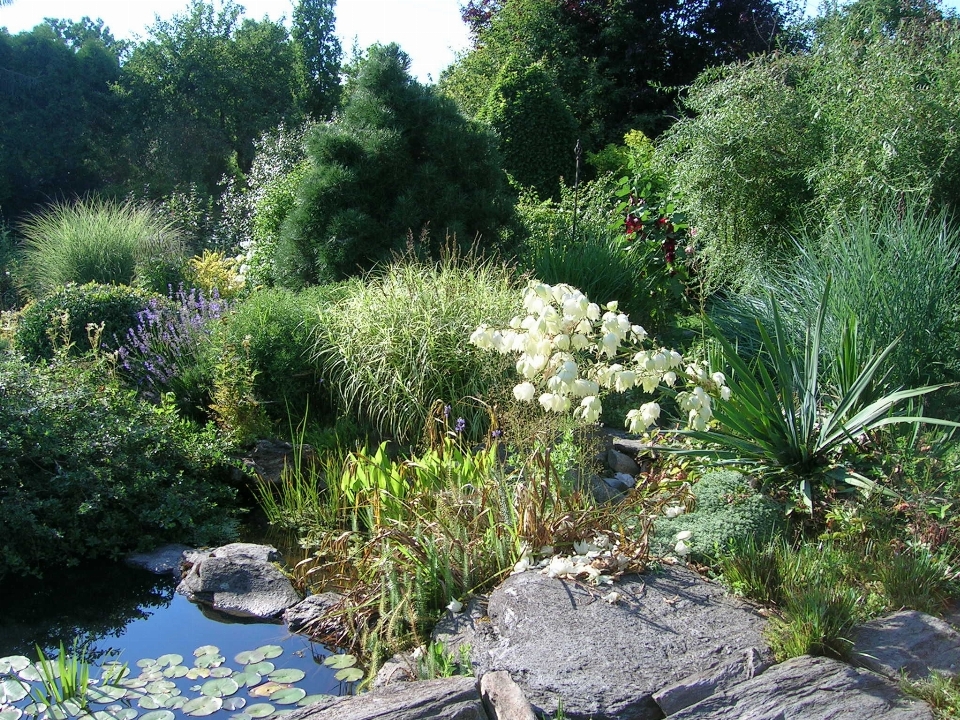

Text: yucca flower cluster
xmin=470 ymin=281 xmax=728 ymax=432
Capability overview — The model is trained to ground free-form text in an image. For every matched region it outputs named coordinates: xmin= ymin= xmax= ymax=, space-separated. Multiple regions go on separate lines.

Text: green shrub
xmin=312 ymin=252 xmax=521 ymax=444
xmin=0 ymin=224 xmax=21 ymax=311
xmin=0 ymin=355 xmax=239 ymax=579
xmin=15 ymin=283 xmax=159 ymax=360
xmin=278 ymin=44 xmax=514 ymax=285
xmin=216 ymin=286 xmax=335 ymax=424
xmin=17 ymin=199 xmax=186 ymax=297
xmin=652 ymin=470 xmax=783 ymax=560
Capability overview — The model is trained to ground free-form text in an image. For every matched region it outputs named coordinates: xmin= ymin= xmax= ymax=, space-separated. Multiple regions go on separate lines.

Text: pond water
xmin=0 ymin=557 xmax=354 ymax=720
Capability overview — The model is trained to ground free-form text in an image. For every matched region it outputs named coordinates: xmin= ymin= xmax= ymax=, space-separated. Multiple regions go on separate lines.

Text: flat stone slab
xmin=177 ymin=543 xmax=301 ymax=620
xmin=434 ymin=566 xmax=770 ymax=720
xmin=852 ymin=610 xmax=960 ymax=680
xmin=284 ymin=676 xmax=485 ymax=720
xmin=669 ymin=654 xmax=934 ymax=719
xmin=284 ymin=592 xmax=346 ymax=634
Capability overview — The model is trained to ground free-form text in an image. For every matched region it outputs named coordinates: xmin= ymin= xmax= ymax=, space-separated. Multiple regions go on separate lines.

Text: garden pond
xmin=0 ymin=550 xmax=356 ymax=720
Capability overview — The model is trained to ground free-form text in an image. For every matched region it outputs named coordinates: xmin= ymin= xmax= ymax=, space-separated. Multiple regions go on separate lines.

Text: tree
xmin=277 ymin=43 xmax=514 ymax=285
xmin=292 ymin=0 xmax=342 ymax=118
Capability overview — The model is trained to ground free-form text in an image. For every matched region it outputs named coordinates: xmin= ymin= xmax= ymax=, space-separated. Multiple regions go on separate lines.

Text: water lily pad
xmin=229 ymin=714 xmax=252 ymax=720
xmin=208 ymin=667 xmax=232 ymax=679
xmin=194 ymin=655 xmax=225 ymax=669
xmin=184 ymin=668 xmax=210 ymax=680
xmin=0 ymin=657 xmax=30 ymax=674
xmin=139 ymin=711 xmax=175 ymax=720
xmin=231 ymin=671 xmax=262 ymax=688
xmin=201 ymin=678 xmax=239 ymax=698
xmin=154 ymin=655 xmax=182 ymax=669
xmin=243 ymin=662 xmax=274 ymax=676
xmin=105 ymin=706 xmax=138 ymax=720
xmin=14 ymin=666 xmax=41 ymax=683
xmin=254 ymin=646 xmax=282 ymax=660
xmin=100 ymin=663 xmax=130 ymax=683
xmin=21 ymin=703 xmax=45 ymax=717
xmin=136 ymin=659 xmax=157 ymax=669
xmin=144 ymin=681 xmax=176 ymax=696
xmin=233 ymin=651 xmax=263 ymax=666
xmin=244 ymin=703 xmax=275 ymax=718
xmin=182 ymin=696 xmax=223 ymax=717
xmin=248 ymin=682 xmax=287 ymax=698
xmin=0 ymin=679 xmax=30 ymax=704
xmin=222 ymin=698 xmax=246 ymax=712
xmin=193 ymin=646 xmax=219 ymax=658
xmin=161 ymin=666 xmax=189 ymax=679
xmin=322 ymin=654 xmax=356 ymax=670
xmin=139 ymin=671 xmax=163 ymax=683
xmin=268 ymin=688 xmax=305 ymax=706
xmin=44 ymin=704 xmax=68 ymax=720
xmin=93 ymin=711 xmax=126 ymax=720
xmin=121 ymin=678 xmax=148 ymax=690
xmin=0 ymin=707 xmax=22 ymax=720
xmin=266 ymin=669 xmax=304 ymax=684
xmin=271 ymin=711 xmax=294 ymax=717
xmin=334 ymin=668 xmax=363 ymax=683
xmin=296 ymin=695 xmax=334 ymax=707
xmin=137 ymin=696 xmax=161 ymax=710
xmin=163 ymin=697 xmax=187 ymax=710
xmin=87 ymin=684 xmax=126 ymax=703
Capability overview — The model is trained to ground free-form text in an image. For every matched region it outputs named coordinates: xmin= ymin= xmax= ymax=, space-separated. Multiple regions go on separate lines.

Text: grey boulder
xmin=177 ymin=543 xmax=301 ymax=621
xmin=852 ymin=610 xmax=960 ymax=680
xmin=669 ymin=654 xmax=934 ymax=719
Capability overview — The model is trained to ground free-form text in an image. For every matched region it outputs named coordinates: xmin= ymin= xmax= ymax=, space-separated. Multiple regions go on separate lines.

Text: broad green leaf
xmin=137 ymin=696 xmax=162 ymax=710
xmin=244 ymin=662 xmax=274 ymax=676
xmin=201 ymin=678 xmax=239 ymax=698
xmin=139 ymin=711 xmax=175 ymax=720
xmin=268 ymin=688 xmax=305 ymax=705
xmin=231 ymin=671 xmax=262 ymax=688
xmin=222 ymin=697 xmax=246 ymax=712
xmin=163 ymin=696 xmax=187 ymax=710
xmin=297 ymin=694 xmax=334 ymax=707
xmin=334 ymin=668 xmax=363 ymax=683
xmin=248 ymin=682 xmax=286 ymax=698
xmin=0 ymin=657 xmax=30 ymax=674
xmin=182 ymin=696 xmax=223 ymax=717
xmin=155 ymin=655 xmax=183 ymax=668
xmin=254 ymin=646 xmax=282 ymax=660
xmin=162 ymin=666 xmax=189 ymax=679
xmin=0 ymin=679 xmax=29 ymax=704
xmin=15 ymin=665 xmax=41 ymax=683
xmin=244 ymin=703 xmax=275 ymax=718
xmin=208 ymin=667 xmax=233 ymax=679
xmin=0 ymin=707 xmax=23 ymax=720
xmin=193 ymin=647 xmax=219 ymax=658
xmin=233 ymin=651 xmax=264 ymax=666
xmin=322 ymin=655 xmax=356 ymax=670
xmin=136 ymin=659 xmax=157 ymax=669
xmin=229 ymin=714 xmax=252 ymax=720
xmin=185 ymin=668 xmax=210 ymax=680
xmin=87 ymin=684 xmax=127 ymax=703
xmin=144 ymin=681 xmax=176 ymax=695
xmin=266 ymin=669 xmax=304 ymax=684
xmin=194 ymin=654 xmax=225 ymax=669
xmin=106 ymin=707 xmax=138 ymax=720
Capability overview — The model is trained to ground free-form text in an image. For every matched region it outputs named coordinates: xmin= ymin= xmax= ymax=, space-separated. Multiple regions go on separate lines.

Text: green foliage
xmin=0 ymin=224 xmax=21 ymax=311
xmin=0 ymin=354 xmax=239 ymax=579
xmin=17 ymin=199 xmax=185 ymax=298
xmin=659 ymin=0 xmax=960 ymax=289
xmin=713 ymin=202 xmax=960 ymax=388
xmin=278 ymin=43 xmax=514 ymax=284
xmin=216 ymin=286 xmax=330 ymax=424
xmin=682 ymin=280 xmax=960 ymax=510
xmin=652 ymin=470 xmax=783 ymax=560
xmin=766 ymin=585 xmax=860 ymax=661
xmin=478 ymin=56 xmax=577 ymax=198
xmin=311 ymin=252 xmax=520 ymax=444
xmin=903 ymin=671 xmax=960 ymax=719
xmin=416 ymin=641 xmax=473 ymax=680
xmin=14 ymin=282 xmax=157 ymax=360
xmin=208 ymin=339 xmax=272 ymax=445
xmin=291 ymin=0 xmax=342 ymax=118
xmin=874 ymin=545 xmax=954 ymax=614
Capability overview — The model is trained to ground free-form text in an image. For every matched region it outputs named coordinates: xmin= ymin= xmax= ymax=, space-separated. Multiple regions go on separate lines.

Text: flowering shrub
xmin=470 ymin=281 xmax=728 ymax=432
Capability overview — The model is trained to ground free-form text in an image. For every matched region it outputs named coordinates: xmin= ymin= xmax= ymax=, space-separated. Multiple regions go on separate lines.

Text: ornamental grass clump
xmin=17 ymin=198 xmax=185 ymax=298
xmin=312 ymin=250 xmax=521 ymax=444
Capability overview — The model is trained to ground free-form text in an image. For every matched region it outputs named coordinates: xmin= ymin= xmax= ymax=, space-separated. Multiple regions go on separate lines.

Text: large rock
xmin=852 ymin=610 xmax=960 ymax=680
xmin=284 ymin=592 xmax=346 ymax=634
xmin=434 ymin=566 xmax=771 ymax=720
xmin=177 ymin=543 xmax=301 ymax=621
xmin=480 ymin=671 xmax=536 ymax=720
xmin=284 ymin=676 xmax=486 ymax=720
xmin=668 ymin=654 xmax=934 ymax=719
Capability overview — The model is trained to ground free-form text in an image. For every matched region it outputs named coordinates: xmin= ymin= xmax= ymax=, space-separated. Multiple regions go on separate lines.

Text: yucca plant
xmin=679 ymin=279 xmax=960 ymax=510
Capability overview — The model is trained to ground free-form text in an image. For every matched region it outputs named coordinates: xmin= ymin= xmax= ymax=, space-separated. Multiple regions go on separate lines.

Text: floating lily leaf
xmin=182 ymin=696 xmax=223 ymax=717
xmin=243 ymin=662 xmax=274 ymax=676
xmin=268 ymin=688 xmax=305 ymax=706
xmin=15 ymin=666 xmax=41 ymax=683
xmin=0 ymin=707 xmax=23 ymax=720
xmin=248 ymin=682 xmax=287 ymax=698
xmin=194 ymin=655 xmax=225 ymax=669
xmin=140 ymin=711 xmax=175 ymax=720
xmin=208 ymin=667 xmax=232 ymax=679
xmin=244 ymin=703 xmax=275 ymax=718
xmin=0 ymin=679 xmax=30 ymax=704
xmin=222 ymin=697 xmax=246 ymax=712
xmin=266 ymin=669 xmax=304 ymax=684
xmin=139 ymin=671 xmax=163 ymax=682
xmin=137 ymin=696 xmax=162 ymax=710
xmin=201 ymin=678 xmax=239 ymax=698
xmin=21 ymin=703 xmax=45 ymax=717
xmin=155 ymin=655 xmax=183 ymax=669
xmin=136 ymin=659 xmax=157 ymax=669
xmin=87 ymin=684 xmax=127 ymax=703
xmin=322 ymin=655 xmax=356 ymax=670
xmin=163 ymin=697 xmax=187 ymax=710
xmin=144 ymin=681 xmax=176 ymax=695
xmin=0 ymin=657 xmax=30 ymax=674
xmin=44 ymin=704 xmax=68 ymax=720
xmin=162 ymin=666 xmax=189 ymax=679
xmin=105 ymin=706 xmax=138 ymax=720
xmin=123 ymin=689 xmax=146 ymax=702
xmin=233 ymin=651 xmax=263 ymax=666
xmin=231 ymin=671 xmax=262 ymax=688
xmin=93 ymin=711 xmax=126 ymax=720
xmin=193 ymin=647 xmax=219 ymax=658
xmin=229 ymin=714 xmax=252 ymax=720
xmin=101 ymin=663 xmax=130 ymax=683
xmin=121 ymin=678 xmax=148 ymax=690
xmin=185 ymin=668 xmax=210 ymax=680
xmin=254 ymin=647 xmax=282 ymax=660
xmin=297 ymin=695 xmax=334 ymax=707
xmin=334 ymin=668 xmax=364 ymax=683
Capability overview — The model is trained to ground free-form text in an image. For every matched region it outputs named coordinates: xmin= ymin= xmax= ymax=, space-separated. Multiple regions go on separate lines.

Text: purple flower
xmin=455 ymin=417 xmax=466 ymax=434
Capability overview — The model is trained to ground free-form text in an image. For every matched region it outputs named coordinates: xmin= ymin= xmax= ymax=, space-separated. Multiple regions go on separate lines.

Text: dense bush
xmin=278 ymin=43 xmax=514 ymax=285
xmin=658 ymin=0 xmax=960 ymax=289
xmin=0 ymin=355 xmax=239 ymax=579
xmin=312 ymin=252 xmax=521 ymax=444
xmin=652 ymin=470 xmax=783 ymax=560
xmin=15 ymin=282 xmax=158 ymax=360
xmin=17 ymin=199 xmax=186 ymax=297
